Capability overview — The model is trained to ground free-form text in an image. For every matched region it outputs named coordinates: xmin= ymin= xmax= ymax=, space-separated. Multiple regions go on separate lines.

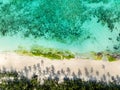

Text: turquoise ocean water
xmin=0 ymin=0 xmax=120 ymax=53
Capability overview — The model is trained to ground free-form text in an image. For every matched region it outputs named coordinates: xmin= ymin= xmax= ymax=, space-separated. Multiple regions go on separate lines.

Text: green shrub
xmin=107 ymin=54 xmax=116 ymax=62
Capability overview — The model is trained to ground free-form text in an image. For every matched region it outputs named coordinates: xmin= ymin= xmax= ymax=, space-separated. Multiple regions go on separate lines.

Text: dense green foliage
xmin=15 ymin=45 xmax=75 ymax=59
xmin=0 ymin=71 xmax=120 ymax=90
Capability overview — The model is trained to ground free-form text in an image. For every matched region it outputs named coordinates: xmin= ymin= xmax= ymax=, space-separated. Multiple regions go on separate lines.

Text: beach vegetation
xmin=90 ymin=52 xmax=117 ymax=62
xmin=95 ymin=52 xmax=103 ymax=60
xmin=0 ymin=70 xmax=120 ymax=90
xmin=107 ymin=54 xmax=116 ymax=62
xmin=15 ymin=46 xmax=32 ymax=56
xmin=91 ymin=52 xmax=103 ymax=60
xmin=15 ymin=45 xmax=75 ymax=60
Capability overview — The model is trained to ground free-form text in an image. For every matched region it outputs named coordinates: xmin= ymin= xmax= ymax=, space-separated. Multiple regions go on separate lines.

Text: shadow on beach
xmin=0 ymin=60 xmax=120 ymax=85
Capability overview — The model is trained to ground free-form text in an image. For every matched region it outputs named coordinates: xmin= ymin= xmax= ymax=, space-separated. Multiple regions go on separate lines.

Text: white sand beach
xmin=0 ymin=52 xmax=120 ymax=83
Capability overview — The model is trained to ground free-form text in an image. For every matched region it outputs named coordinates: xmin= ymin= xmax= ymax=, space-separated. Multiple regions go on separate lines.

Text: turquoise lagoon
xmin=0 ymin=0 xmax=120 ymax=54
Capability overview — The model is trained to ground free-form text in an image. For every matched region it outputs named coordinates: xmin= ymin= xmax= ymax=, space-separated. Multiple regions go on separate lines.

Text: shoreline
xmin=0 ymin=52 xmax=120 ymax=83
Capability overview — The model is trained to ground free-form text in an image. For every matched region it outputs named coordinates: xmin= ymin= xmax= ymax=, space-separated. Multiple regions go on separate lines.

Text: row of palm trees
xmin=0 ymin=69 xmax=120 ymax=90
xmin=0 ymin=60 xmax=119 ymax=85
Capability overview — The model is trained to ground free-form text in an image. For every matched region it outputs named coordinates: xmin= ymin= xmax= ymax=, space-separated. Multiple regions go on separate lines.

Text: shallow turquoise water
xmin=0 ymin=0 xmax=120 ymax=53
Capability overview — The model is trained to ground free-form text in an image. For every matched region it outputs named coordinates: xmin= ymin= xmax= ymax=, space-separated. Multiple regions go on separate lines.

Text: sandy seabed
xmin=0 ymin=52 xmax=120 ymax=83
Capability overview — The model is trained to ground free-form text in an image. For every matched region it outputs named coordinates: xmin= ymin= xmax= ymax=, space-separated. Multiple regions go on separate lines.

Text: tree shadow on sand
xmin=90 ymin=67 xmax=94 ymax=73
xmin=84 ymin=67 xmax=89 ymax=77
xmin=102 ymin=64 xmax=105 ymax=69
xmin=1 ymin=62 xmax=120 ymax=86
xmin=66 ymin=67 xmax=71 ymax=75
xmin=96 ymin=71 xmax=99 ymax=76
xmin=78 ymin=69 xmax=82 ymax=78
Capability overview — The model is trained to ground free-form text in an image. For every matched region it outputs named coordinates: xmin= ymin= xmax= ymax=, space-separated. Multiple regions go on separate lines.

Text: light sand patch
xmin=0 ymin=52 xmax=120 ymax=82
